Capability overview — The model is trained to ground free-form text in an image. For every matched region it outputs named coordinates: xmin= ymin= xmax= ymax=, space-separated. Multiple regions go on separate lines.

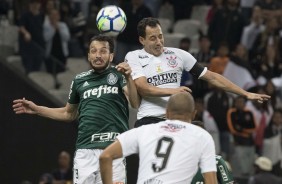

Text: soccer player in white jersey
xmin=99 ymin=92 xmax=218 ymax=184
xmin=125 ymin=17 xmax=270 ymax=128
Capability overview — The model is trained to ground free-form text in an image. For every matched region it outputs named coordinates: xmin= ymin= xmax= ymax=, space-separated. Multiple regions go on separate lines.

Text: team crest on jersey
xmin=166 ymin=56 xmax=178 ymax=68
xmin=107 ymin=73 xmax=118 ymax=85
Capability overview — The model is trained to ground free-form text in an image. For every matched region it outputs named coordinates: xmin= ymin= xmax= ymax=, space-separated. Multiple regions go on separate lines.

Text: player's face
xmin=88 ymin=41 xmax=113 ymax=72
xmin=139 ymin=25 xmax=164 ymax=56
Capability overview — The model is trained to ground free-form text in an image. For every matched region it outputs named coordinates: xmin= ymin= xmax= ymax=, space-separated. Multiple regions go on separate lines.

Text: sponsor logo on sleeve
xmin=219 ymin=165 xmax=228 ymax=181
xmin=68 ymin=81 xmax=74 ymax=99
xmin=138 ymin=55 xmax=149 ymax=59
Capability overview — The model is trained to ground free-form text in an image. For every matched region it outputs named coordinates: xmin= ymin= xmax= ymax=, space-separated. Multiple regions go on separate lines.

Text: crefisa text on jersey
xmin=83 ymin=85 xmax=118 ymax=99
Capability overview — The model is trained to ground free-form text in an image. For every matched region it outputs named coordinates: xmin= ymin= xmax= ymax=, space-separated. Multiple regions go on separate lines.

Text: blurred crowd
xmin=1 ymin=0 xmax=282 ymax=183
xmin=20 ymin=151 xmax=73 ymax=184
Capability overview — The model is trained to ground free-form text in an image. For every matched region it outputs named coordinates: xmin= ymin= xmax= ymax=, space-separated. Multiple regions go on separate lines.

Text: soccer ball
xmin=96 ymin=5 xmax=127 ymax=36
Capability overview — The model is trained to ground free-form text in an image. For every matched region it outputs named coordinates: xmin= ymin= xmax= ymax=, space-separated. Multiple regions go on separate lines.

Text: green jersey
xmin=191 ymin=155 xmax=234 ymax=184
xmin=68 ymin=66 xmax=129 ymax=149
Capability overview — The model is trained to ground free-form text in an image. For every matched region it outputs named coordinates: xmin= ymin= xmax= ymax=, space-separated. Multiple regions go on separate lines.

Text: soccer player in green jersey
xmin=13 ymin=35 xmax=140 ymax=184
xmin=191 ymin=121 xmax=235 ymax=184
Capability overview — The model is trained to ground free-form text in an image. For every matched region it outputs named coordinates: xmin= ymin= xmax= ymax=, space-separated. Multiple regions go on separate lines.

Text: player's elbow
xmin=130 ymin=97 xmax=141 ymax=109
xmin=130 ymin=102 xmax=139 ymax=109
xmin=99 ymin=152 xmax=113 ymax=163
xmin=136 ymin=88 xmax=147 ymax=97
xmin=137 ymin=87 xmax=154 ymax=98
xmin=64 ymin=111 xmax=78 ymax=122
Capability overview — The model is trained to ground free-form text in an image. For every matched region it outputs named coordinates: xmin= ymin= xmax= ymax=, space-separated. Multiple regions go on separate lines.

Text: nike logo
xmin=142 ymin=64 xmax=149 ymax=68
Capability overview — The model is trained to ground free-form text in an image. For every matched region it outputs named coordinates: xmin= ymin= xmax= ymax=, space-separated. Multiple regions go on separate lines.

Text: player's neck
xmin=93 ymin=64 xmax=111 ymax=73
xmin=168 ymin=115 xmax=191 ymax=123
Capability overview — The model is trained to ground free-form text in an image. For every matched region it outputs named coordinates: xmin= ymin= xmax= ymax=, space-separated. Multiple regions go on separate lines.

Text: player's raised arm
xmin=116 ymin=62 xmax=141 ymax=109
xmin=134 ymin=76 xmax=192 ymax=97
xmin=200 ymin=70 xmax=271 ymax=103
xmin=13 ymin=98 xmax=78 ymax=122
xmin=203 ymin=172 xmax=218 ymax=184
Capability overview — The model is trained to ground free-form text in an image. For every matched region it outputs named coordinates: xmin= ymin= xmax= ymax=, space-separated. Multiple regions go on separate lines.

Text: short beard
xmin=90 ymin=60 xmax=110 ymax=72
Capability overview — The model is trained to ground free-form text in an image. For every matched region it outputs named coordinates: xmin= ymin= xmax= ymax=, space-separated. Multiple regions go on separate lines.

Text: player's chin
xmin=154 ymin=48 xmax=163 ymax=55
xmin=92 ymin=64 xmax=108 ymax=71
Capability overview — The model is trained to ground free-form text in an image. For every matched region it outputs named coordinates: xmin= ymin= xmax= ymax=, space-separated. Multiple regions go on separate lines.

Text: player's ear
xmin=192 ymin=110 xmax=197 ymax=120
xmin=139 ymin=36 xmax=145 ymax=46
xmin=109 ymin=53 xmax=114 ymax=62
xmin=165 ymin=109 xmax=170 ymax=119
xmin=87 ymin=52 xmax=90 ymax=62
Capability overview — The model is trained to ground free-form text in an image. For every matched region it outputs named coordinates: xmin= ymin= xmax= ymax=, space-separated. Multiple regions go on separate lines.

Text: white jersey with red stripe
xmin=117 ymin=120 xmax=216 ymax=184
xmin=126 ymin=47 xmax=207 ymax=119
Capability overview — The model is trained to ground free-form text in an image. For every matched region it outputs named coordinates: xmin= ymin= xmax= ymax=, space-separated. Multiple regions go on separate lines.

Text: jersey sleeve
xmin=176 ymin=48 xmax=197 ymax=71
xmin=199 ymin=133 xmax=217 ymax=173
xmin=125 ymin=51 xmax=145 ymax=80
xmin=117 ymin=128 xmax=140 ymax=157
xmin=191 ymin=169 xmax=204 ymax=184
xmin=216 ymin=156 xmax=234 ymax=184
xmin=68 ymin=79 xmax=80 ymax=104
xmin=119 ymin=74 xmax=127 ymax=89
xmin=175 ymin=48 xmax=207 ymax=78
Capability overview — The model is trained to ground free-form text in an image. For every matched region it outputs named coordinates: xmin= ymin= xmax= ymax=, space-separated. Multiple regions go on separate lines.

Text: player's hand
xmin=24 ymin=32 xmax=31 ymax=42
xmin=246 ymin=92 xmax=271 ymax=103
xmin=12 ymin=98 xmax=38 ymax=114
xmin=116 ymin=62 xmax=131 ymax=78
xmin=175 ymin=86 xmax=192 ymax=93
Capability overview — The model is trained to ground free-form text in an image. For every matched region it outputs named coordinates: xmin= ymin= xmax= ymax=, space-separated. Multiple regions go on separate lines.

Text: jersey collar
xmin=141 ymin=48 xmax=165 ymax=58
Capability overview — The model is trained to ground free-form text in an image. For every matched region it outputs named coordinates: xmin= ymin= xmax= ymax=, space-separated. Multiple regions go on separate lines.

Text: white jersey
xmin=126 ymin=47 xmax=207 ymax=119
xmin=117 ymin=120 xmax=216 ymax=184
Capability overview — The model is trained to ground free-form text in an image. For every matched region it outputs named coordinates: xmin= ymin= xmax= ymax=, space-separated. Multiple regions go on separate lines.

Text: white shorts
xmin=73 ymin=149 xmax=126 ymax=184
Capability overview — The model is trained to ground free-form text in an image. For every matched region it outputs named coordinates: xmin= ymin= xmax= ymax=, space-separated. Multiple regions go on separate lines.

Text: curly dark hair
xmin=89 ymin=34 xmax=115 ymax=53
xmin=137 ymin=17 xmax=160 ymax=38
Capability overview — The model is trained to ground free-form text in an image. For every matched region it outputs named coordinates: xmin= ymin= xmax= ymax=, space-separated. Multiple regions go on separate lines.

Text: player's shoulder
xmin=158 ymin=120 xmax=208 ymax=135
xmin=163 ymin=47 xmax=195 ymax=60
xmin=215 ymin=155 xmax=223 ymax=161
xmin=163 ymin=47 xmax=181 ymax=54
xmin=108 ymin=65 xmax=119 ymax=72
xmin=126 ymin=49 xmax=148 ymax=59
xmin=185 ymin=123 xmax=214 ymax=144
xmin=188 ymin=123 xmax=212 ymax=136
xmin=163 ymin=47 xmax=191 ymax=55
xmin=74 ymin=69 xmax=93 ymax=80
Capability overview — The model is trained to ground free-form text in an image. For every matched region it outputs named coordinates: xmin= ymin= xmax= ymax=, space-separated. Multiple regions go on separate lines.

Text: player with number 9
xmin=99 ymin=93 xmax=217 ymax=184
